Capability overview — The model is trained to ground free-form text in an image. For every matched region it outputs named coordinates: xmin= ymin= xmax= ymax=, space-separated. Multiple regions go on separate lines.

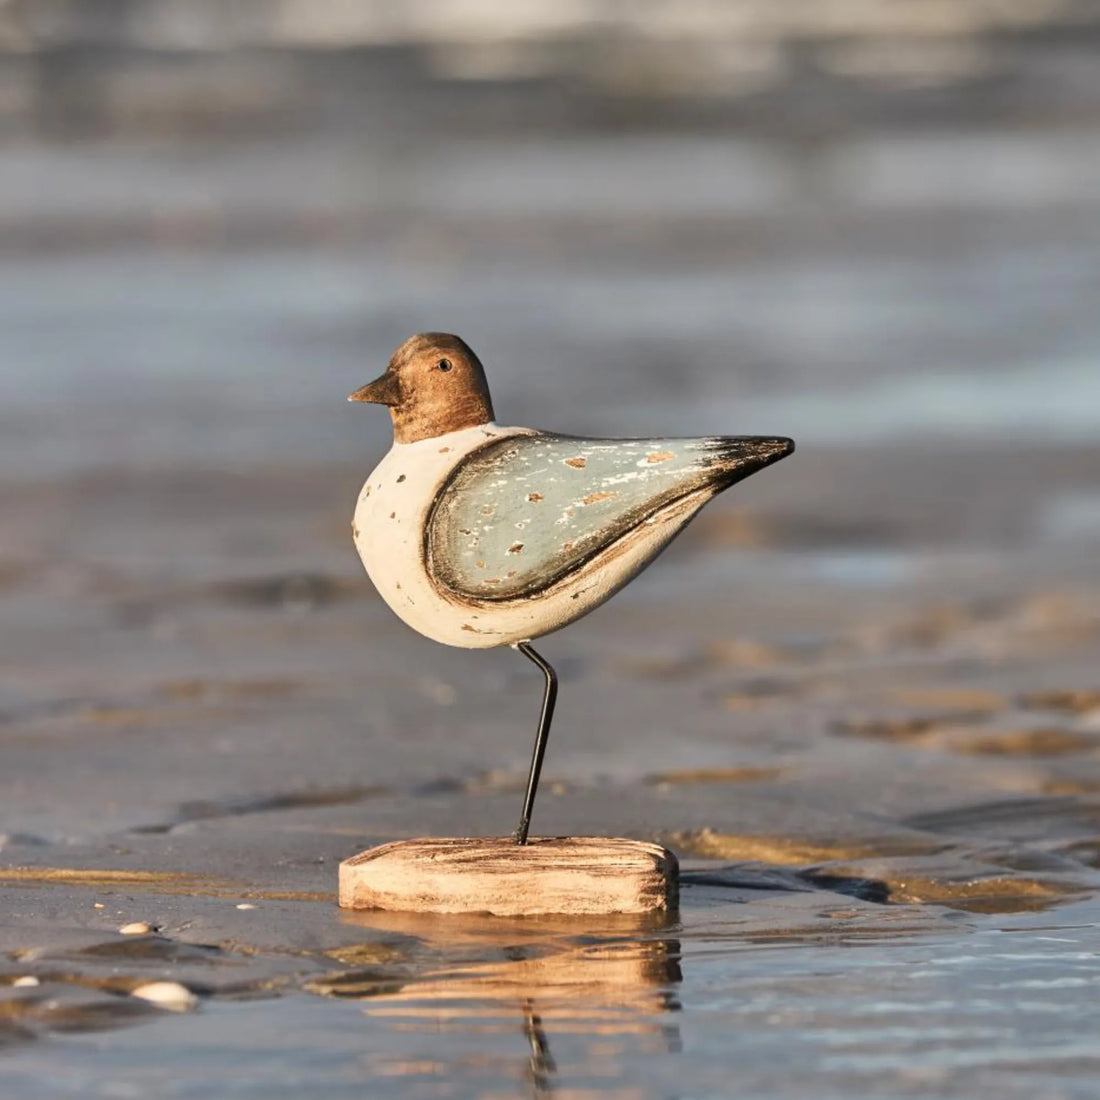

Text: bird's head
xmin=349 ymin=333 xmax=495 ymax=445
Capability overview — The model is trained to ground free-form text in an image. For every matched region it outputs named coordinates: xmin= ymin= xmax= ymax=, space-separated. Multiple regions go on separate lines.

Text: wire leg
xmin=512 ymin=641 xmax=558 ymax=845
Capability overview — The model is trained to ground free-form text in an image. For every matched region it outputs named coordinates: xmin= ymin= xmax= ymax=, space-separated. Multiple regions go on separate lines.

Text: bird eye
xmin=437 ymin=358 xmax=452 ymax=372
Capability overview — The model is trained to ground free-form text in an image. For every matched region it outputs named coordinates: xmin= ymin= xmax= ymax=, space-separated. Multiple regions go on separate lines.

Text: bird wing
xmin=426 ymin=432 xmax=790 ymax=601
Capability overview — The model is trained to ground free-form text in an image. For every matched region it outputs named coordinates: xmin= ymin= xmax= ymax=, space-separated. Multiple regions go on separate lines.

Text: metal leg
xmin=512 ymin=641 xmax=558 ymax=845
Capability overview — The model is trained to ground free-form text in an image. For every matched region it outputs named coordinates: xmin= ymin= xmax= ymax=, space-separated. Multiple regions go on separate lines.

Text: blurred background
xmin=3 ymin=0 xmax=1100 ymax=477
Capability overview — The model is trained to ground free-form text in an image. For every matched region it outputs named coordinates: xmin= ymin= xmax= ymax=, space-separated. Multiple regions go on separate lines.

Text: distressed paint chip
xmin=647 ymin=451 xmax=675 ymax=464
xmin=508 ymin=542 xmax=525 ymax=554
xmin=527 ymin=492 xmax=544 ymax=502
xmin=565 ymin=457 xmax=587 ymax=469
xmin=582 ymin=490 xmax=616 ymax=505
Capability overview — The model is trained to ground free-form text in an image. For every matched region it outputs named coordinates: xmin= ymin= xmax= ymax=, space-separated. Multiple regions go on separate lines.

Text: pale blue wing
xmin=426 ymin=433 xmax=792 ymax=601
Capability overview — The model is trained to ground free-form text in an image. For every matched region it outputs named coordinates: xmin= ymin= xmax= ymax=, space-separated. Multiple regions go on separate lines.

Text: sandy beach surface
xmin=3 ymin=15 xmax=1100 ymax=1097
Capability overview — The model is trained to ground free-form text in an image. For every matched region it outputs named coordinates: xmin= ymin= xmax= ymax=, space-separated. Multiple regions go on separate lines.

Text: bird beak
xmin=348 ymin=371 xmax=401 ymax=407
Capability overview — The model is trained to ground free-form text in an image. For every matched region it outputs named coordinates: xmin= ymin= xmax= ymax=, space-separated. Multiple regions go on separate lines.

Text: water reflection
xmin=344 ymin=910 xmax=682 ymax=1093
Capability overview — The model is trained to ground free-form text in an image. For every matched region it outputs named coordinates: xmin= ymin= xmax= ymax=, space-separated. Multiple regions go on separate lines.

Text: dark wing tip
xmin=699 ymin=435 xmax=795 ymax=484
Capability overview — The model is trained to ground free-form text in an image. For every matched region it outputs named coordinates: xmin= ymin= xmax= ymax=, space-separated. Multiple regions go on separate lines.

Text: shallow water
xmin=5 ymin=893 xmax=1100 ymax=1098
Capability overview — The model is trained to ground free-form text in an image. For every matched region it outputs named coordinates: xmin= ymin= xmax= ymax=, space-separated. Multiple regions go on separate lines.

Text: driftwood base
xmin=338 ymin=837 xmax=679 ymax=916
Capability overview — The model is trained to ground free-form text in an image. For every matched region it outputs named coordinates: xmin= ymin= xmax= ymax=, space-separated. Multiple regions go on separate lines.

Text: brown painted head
xmin=349 ymin=333 xmax=495 ymax=445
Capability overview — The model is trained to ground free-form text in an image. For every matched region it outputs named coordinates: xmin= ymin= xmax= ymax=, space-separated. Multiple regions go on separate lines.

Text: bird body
xmin=349 ymin=332 xmax=794 ymax=842
xmin=354 ymin=424 xmax=790 ymax=648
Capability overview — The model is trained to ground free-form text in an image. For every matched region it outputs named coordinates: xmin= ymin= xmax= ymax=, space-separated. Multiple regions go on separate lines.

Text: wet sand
xmin=3 ymin=21 xmax=1100 ymax=1098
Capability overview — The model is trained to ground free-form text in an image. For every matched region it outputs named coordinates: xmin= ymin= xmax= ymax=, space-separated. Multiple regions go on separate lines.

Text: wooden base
xmin=338 ymin=837 xmax=679 ymax=916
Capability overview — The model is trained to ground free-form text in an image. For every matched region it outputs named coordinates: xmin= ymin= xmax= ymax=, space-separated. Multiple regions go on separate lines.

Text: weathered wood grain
xmin=339 ymin=837 xmax=679 ymax=916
